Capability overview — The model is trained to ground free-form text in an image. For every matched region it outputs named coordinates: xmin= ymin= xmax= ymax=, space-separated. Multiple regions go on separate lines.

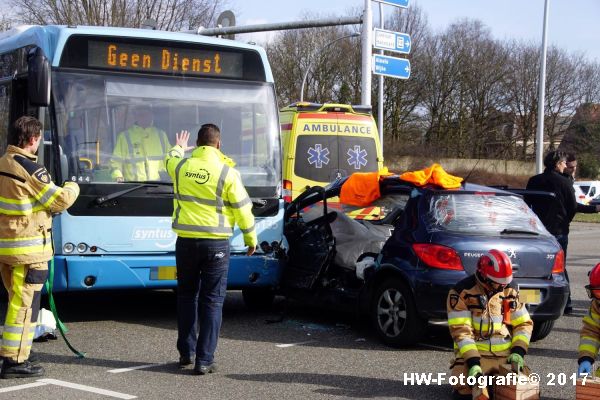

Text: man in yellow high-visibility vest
xmin=165 ymin=124 xmax=256 ymax=375
xmin=110 ymin=105 xmax=170 ymax=182
xmin=0 ymin=116 xmax=79 ymax=378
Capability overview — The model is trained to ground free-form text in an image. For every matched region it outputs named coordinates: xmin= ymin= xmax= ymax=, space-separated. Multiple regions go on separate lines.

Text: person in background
xmin=447 ymin=250 xmax=533 ymax=399
xmin=526 ymin=151 xmax=600 ymax=314
xmin=0 ymin=116 xmax=79 ymax=378
xmin=165 ymin=125 xmax=256 ymax=375
xmin=110 ymin=105 xmax=170 ymax=182
xmin=577 ymin=263 xmax=600 ymax=377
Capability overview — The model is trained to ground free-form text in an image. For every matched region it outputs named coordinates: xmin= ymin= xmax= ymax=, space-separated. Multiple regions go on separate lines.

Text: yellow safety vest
xmin=111 ymin=125 xmax=170 ymax=181
xmin=165 ymin=145 xmax=257 ymax=247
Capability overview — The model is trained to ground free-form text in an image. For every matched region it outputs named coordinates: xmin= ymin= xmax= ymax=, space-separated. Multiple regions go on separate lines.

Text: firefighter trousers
xmin=0 ymin=262 xmax=48 ymax=363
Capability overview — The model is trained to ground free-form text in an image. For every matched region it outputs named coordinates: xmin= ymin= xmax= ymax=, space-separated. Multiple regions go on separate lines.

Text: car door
xmin=281 ymin=186 xmax=337 ymax=290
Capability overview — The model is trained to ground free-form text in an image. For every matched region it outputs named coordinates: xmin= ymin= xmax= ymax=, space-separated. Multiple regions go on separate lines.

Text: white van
xmin=573 ymin=181 xmax=600 ymax=205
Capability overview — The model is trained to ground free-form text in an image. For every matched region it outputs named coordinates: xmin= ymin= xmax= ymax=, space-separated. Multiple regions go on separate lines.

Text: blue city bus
xmin=0 ymin=25 xmax=283 ymax=306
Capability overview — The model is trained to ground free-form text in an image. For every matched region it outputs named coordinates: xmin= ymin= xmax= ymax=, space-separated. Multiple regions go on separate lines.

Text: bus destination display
xmin=87 ymin=40 xmax=244 ymax=78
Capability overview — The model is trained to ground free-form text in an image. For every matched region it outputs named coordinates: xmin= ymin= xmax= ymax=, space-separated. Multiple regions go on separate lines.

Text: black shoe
xmin=28 ymin=351 xmax=40 ymax=366
xmin=1 ymin=359 xmax=45 ymax=379
xmin=179 ymin=355 xmax=193 ymax=368
xmin=193 ymin=363 xmax=217 ymax=375
xmin=564 ymin=305 xmax=573 ymax=314
xmin=451 ymin=390 xmax=471 ymax=400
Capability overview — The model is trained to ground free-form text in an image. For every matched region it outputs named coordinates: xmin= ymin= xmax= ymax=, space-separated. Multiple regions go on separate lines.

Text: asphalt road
xmin=1 ymin=222 xmax=599 ymax=399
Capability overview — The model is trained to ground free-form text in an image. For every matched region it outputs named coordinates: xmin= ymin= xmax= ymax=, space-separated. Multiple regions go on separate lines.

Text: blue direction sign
xmin=374 ymin=0 xmax=409 ymax=8
xmin=372 ymin=54 xmax=411 ymax=79
xmin=373 ymin=28 xmax=411 ymax=54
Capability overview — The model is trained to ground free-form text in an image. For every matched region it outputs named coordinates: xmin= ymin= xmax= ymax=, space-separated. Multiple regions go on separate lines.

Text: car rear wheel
xmin=371 ymin=277 xmax=426 ymax=347
xmin=531 ymin=319 xmax=555 ymax=342
xmin=242 ymin=288 xmax=275 ymax=310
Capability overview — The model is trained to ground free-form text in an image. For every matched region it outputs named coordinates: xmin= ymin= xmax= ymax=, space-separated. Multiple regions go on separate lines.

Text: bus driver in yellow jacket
xmin=110 ymin=105 xmax=170 ymax=182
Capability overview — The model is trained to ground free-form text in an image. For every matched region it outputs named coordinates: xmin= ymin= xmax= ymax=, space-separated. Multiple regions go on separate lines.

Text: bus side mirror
xmin=27 ymin=47 xmax=51 ymax=107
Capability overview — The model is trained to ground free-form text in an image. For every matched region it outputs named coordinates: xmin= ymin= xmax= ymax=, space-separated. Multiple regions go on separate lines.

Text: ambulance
xmin=280 ymin=102 xmax=384 ymax=201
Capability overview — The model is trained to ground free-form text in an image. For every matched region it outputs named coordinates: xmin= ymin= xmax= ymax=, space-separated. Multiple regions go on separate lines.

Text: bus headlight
xmin=63 ymin=243 xmax=75 ymax=253
xmin=77 ymin=243 xmax=88 ymax=253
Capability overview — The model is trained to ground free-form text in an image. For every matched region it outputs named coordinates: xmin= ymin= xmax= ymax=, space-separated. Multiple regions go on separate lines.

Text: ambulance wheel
xmin=531 ymin=319 xmax=554 ymax=342
xmin=371 ymin=277 xmax=426 ymax=347
xmin=242 ymin=288 xmax=275 ymax=310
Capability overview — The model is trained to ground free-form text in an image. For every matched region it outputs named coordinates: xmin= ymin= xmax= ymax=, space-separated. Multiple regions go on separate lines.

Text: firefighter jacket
xmin=110 ymin=125 xmax=171 ymax=181
xmin=0 ymin=145 xmax=80 ymax=264
xmin=165 ymin=144 xmax=257 ymax=247
xmin=447 ymin=274 xmax=533 ymax=368
xmin=578 ymin=299 xmax=600 ymax=364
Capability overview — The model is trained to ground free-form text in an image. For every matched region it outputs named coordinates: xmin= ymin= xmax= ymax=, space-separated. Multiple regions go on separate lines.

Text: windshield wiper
xmin=92 ymin=184 xmax=160 ymax=206
xmin=500 ymin=228 xmax=539 ymax=235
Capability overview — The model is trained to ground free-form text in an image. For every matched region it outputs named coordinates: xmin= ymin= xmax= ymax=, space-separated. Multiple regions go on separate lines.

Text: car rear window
xmin=294 ymin=135 xmax=378 ymax=182
xmin=424 ymin=193 xmax=551 ymax=236
xmin=340 ymin=193 xmax=409 ymax=221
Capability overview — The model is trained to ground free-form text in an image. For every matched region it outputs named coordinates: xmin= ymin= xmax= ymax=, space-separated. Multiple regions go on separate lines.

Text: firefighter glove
xmin=579 ymin=360 xmax=592 ymax=376
xmin=468 ymin=365 xmax=483 ymax=378
xmin=507 ymin=353 xmax=524 ymax=372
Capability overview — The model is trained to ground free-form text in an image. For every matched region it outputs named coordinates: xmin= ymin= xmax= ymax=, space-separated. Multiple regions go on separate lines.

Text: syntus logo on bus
xmin=87 ymin=41 xmax=244 ymax=78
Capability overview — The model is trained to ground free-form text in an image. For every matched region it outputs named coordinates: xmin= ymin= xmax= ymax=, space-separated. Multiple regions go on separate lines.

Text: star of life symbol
xmin=347 ymin=145 xmax=368 ymax=169
xmin=307 ymin=144 xmax=330 ymax=168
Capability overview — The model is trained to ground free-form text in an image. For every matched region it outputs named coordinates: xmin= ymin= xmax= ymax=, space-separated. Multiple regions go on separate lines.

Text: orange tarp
xmin=399 ymin=163 xmax=463 ymax=189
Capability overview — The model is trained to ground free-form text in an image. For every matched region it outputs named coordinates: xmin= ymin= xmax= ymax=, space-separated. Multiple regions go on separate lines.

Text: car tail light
xmin=283 ymin=180 xmax=292 ymax=203
xmin=552 ymin=249 xmax=565 ymax=274
xmin=412 ymin=243 xmax=464 ymax=271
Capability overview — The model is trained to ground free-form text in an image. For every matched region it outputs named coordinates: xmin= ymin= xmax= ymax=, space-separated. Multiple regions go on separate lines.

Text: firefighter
xmin=577 ymin=263 xmax=600 ymax=376
xmin=447 ymin=249 xmax=534 ymax=399
xmin=110 ymin=105 xmax=171 ymax=182
xmin=0 ymin=116 xmax=79 ymax=378
xmin=165 ymin=126 xmax=256 ymax=375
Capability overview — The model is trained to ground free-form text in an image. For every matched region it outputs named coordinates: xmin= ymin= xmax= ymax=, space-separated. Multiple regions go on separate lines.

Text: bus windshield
xmin=51 ymin=71 xmax=281 ymax=197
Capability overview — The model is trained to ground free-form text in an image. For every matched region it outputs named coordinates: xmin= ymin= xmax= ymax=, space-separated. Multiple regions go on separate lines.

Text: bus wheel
xmin=242 ymin=288 xmax=275 ymax=310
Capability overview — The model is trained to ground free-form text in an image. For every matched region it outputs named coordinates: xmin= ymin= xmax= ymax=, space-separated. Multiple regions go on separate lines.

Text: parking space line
xmin=107 ymin=363 xmax=161 ymax=374
xmin=0 ymin=381 xmax=48 ymax=393
xmin=276 ymin=341 xmax=315 ymax=348
xmin=38 ymin=379 xmax=136 ymax=399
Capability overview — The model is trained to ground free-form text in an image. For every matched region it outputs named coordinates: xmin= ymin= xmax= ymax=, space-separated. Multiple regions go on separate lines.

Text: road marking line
xmin=38 ymin=378 xmax=137 ymax=399
xmin=418 ymin=342 xmax=453 ymax=352
xmin=0 ymin=381 xmax=48 ymax=393
xmin=107 ymin=363 xmax=160 ymax=374
xmin=276 ymin=341 xmax=315 ymax=348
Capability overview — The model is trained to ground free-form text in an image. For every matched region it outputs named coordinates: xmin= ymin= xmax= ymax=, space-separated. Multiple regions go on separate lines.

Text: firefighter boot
xmin=1 ymin=359 xmax=45 ymax=379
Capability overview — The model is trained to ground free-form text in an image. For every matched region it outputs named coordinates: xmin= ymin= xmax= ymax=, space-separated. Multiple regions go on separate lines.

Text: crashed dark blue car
xmin=281 ymin=175 xmax=569 ymax=346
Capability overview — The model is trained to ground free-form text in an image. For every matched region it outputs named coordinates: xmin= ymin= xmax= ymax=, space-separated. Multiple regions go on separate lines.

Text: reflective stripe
xmin=37 ymin=184 xmax=61 ymax=207
xmin=0 ymin=199 xmax=34 ymax=212
xmin=1 ymin=338 xmax=33 ymax=349
xmin=215 ymin=165 xmax=229 ymax=220
xmin=511 ymin=334 xmax=531 ymax=345
xmin=0 ymin=237 xmax=44 ymax=248
xmin=448 ymin=317 xmax=472 ymax=327
xmin=228 ymin=196 xmax=252 ymax=209
xmin=172 ymin=159 xmax=188 ymax=228
xmin=240 ymin=225 xmax=255 ymax=234
xmin=2 ymin=325 xmax=24 ymax=334
xmin=579 ymin=343 xmax=599 ymax=355
xmin=171 ymin=222 xmax=233 ymax=234
xmin=456 ymin=338 xmax=477 ymax=356
xmin=579 ymin=338 xmax=600 ymax=352
xmin=583 ymin=315 xmax=600 ymax=328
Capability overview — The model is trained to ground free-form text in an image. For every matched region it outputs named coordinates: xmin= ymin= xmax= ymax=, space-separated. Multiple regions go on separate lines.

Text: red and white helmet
xmin=477 ymin=249 xmax=513 ymax=285
xmin=586 ymin=263 xmax=600 ymax=299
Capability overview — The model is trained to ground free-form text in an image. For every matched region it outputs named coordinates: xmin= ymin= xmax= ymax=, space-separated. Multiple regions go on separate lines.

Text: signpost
xmin=373 ymin=28 xmax=411 ymax=54
xmin=372 ymin=54 xmax=410 ymax=79
xmin=375 ymin=0 xmax=409 ymax=8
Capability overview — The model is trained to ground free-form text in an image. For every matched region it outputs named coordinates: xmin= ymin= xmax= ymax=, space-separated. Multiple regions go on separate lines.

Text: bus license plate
xmin=150 ymin=266 xmax=177 ymax=280
xmin=519 ymin=289 xmax=541 ymax=305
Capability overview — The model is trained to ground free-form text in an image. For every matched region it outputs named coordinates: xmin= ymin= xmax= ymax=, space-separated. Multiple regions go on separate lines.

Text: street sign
xmin=372 ymin=54 xmax=410 ymax=79
xmin=373 ymin=28 xmax=411 ymax=54
xmin=373 ymin=0 xmax=409 ymax=8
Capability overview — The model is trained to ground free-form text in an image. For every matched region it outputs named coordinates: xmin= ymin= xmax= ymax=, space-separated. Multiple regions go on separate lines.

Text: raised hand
xmin=175 ymin=130 xmax=193 ymax=150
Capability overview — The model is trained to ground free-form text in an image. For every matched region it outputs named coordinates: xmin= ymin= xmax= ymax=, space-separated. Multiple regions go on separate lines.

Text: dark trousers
xmin=176 ymin=237 xmax=229 ymax=366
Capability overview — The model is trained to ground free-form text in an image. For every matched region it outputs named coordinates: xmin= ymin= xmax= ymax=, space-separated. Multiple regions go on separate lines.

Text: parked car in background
xmin=573 ymin=181 xmax=600 ymax=205
xmin=281 ymin=175 xmax=569 ymax=347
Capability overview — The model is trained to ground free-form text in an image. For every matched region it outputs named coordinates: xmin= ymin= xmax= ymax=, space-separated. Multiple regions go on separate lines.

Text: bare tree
xmin=9 ymin=0 xmax=227 ymax=30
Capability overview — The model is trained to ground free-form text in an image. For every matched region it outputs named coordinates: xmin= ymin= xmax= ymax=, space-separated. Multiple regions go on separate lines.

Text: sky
xmin=230 ymin=0 xmax=600 ymax=63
